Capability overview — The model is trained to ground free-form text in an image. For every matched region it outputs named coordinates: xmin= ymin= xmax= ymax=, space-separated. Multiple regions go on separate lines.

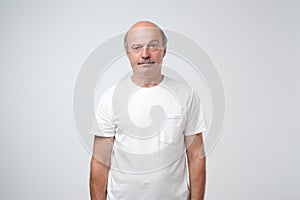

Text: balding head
xmin=129 ymin=21 xmax=159 ymax=30
xmin=124 ymin=21 xmax=168 ymax=51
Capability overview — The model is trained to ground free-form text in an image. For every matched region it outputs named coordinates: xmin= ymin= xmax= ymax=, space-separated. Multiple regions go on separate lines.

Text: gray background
xmin=0 ymin=0 xmax=299 ymax=199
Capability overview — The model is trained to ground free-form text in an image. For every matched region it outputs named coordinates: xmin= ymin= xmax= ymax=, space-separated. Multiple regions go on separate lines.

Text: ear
xmin=162 ymin=48 xmax=167 ymax=57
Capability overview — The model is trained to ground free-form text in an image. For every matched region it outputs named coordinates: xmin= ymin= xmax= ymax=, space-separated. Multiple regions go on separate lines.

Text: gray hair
xmin=123 ymin=27 xmax=168 ymax=52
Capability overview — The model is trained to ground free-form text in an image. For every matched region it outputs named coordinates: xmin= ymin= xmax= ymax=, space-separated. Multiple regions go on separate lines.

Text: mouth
xmin=137 ymin=60 xmax=155 ymax=65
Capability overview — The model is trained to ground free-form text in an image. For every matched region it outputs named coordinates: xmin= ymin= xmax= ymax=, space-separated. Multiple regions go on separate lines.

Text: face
xmin=126 ymin=27 xmax=166 ymax=74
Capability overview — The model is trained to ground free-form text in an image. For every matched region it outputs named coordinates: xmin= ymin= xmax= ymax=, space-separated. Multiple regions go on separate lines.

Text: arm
xmin=185 ymin=133 xmax=206 ymax=200
xmin=90 ymin=136 xmax=114 ymax=200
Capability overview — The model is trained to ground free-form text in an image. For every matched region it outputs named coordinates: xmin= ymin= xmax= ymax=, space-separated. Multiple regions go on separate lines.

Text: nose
xmin=141 ymin=47 xmax=150 ymax=59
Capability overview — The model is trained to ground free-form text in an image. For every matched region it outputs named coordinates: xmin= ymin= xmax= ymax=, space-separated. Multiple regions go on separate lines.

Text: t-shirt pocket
xmin=160 ymin=114 xmax=185 ymax=144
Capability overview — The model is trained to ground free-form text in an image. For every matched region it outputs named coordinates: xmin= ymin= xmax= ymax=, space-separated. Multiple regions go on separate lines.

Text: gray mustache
xmin=137 ymin=59 xmax=155 ymax=65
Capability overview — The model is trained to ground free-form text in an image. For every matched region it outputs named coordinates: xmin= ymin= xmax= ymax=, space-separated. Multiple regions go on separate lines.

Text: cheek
xmin=127 ymin=54 xmax=135 ymax=61
xmin=127 ymin=54 xmax=139 ymax=66
xmin=153 ymin=52 xmax=165 ymax=61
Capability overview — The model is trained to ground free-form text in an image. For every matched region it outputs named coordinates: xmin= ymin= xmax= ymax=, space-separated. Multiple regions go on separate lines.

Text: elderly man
xmin=90 ymin=21 xmax=208 ymax=200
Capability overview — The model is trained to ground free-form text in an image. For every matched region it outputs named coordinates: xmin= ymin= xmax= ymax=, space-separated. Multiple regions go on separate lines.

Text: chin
xmin=135 ymin=65 xmax=157 ymax=74
xmin=135 ymin=64 xmax=155 ymax=70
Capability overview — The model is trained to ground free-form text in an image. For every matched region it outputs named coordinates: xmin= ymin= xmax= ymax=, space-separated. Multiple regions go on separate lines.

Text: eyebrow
xmin=148 ymin=40 xmax=160 ymax=44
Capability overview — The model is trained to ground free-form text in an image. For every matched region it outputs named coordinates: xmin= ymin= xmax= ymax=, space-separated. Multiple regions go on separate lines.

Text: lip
xmin=137 ymin=63 xmax=155 ymax=67
xmin=137 ymin=62 xmax=155 ymax=65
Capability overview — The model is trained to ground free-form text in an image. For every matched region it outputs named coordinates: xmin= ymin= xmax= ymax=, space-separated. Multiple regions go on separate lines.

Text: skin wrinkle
xmin=124 ymin=21 xmax=168 ymax=51
xmin=125 ymin=22 xmax=166 ymax=88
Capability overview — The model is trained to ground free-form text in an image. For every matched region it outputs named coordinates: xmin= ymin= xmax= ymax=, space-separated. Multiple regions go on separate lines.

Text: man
xmin=90 ymin=21 xmax=208 ymax=200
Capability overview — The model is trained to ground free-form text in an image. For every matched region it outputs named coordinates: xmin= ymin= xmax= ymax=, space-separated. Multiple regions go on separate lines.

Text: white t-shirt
xmin=91 ymin=75 xmax=208 ymax=200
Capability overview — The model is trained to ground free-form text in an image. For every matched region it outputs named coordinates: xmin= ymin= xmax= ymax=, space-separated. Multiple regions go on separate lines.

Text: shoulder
xmin=95 ymin=84 xmax=117 ymax=108
xmin=163 ymin=75 xmax=194 ymax=96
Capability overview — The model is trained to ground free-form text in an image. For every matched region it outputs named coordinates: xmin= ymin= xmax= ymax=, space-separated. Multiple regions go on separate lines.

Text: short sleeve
xmin=184 ymin=90 xmax=208 ymax=136
xmin=90 ymin=94 xmax=116 ymax=137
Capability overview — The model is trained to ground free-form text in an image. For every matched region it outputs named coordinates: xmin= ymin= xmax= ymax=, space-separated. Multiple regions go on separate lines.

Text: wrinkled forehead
xmin=126 ymin=27 xmax=163 ymax=45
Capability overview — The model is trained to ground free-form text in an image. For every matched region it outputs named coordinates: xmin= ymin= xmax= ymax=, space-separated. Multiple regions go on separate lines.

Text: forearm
xmin=90 ymin=157 xmax=109 ymax=200
xmin=188 ymin=156 xmax=206 ymax=200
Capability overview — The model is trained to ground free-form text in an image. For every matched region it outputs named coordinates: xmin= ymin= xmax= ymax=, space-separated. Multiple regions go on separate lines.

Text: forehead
xmin=126 ymin=27 xmax=162 ymax=45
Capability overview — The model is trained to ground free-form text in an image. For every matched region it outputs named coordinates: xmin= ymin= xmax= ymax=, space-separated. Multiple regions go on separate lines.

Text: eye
xmin=131 ymin=45 xmax=142 ymax=52
xmin=148 ymin=44 xmax=159 ymax=50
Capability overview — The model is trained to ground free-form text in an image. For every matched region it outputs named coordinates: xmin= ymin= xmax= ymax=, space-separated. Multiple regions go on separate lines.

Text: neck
xmin=131 ymin=73 xmax=164 ymax=88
